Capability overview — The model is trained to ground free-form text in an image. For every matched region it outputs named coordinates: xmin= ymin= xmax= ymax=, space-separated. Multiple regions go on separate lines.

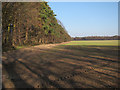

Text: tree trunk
xmin=25 ymin=20 xmax=29 ymax=43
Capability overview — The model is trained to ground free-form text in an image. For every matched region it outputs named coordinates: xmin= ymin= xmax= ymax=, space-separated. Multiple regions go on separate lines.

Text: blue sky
xmin=48 ymin=2 xmax=118 ymax=37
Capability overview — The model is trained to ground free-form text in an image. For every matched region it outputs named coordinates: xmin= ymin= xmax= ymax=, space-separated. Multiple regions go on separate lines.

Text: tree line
xmin=73 ymin=35 xmax=120 ymax=40
xmin=2 ymin=2 xmax=71 ymax=51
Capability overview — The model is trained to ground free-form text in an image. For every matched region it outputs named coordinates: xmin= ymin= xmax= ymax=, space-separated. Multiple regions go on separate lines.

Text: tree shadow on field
xmin=2 ymin=61 xmax=33 ymax=88
xmin=59 ymin=45 xmax=118 ymax=56
xmin=2 ymin=45 xmax=119 ymax=88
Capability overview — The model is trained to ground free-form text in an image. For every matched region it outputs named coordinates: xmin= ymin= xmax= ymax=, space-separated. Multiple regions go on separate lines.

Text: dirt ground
xmin=2 ymin=42 xmax=119 ymax=88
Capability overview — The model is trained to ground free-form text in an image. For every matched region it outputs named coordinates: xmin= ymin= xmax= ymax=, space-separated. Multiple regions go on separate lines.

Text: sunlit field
xmin=64 ymin=40 xmax=119 ymax=46
xmin=2 ymin=40 xmax=119 ymax=88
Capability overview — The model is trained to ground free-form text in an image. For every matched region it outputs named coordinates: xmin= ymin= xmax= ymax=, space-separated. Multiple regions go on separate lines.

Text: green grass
xmin=64 ymin=40 xmax=119 ymax=46
xmin=15 ymin=46 xmax=28 ymax=49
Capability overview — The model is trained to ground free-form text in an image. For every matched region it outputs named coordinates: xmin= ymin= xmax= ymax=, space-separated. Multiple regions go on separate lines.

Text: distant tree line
xmin=2 ymin=2 xmax=71 ymax=51
xmin=73 ymin=35 xmax=120 ymax=40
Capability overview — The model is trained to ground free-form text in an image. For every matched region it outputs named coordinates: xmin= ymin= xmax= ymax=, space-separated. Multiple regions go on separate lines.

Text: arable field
xmin=2 ymin=40 xmax=119 ymax=88
xmin=64 ymin=40 xmax=119 ymax=46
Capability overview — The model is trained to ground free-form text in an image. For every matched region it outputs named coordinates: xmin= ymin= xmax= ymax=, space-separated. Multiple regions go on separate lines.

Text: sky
xmin=48 ymin=2 xmax=118 ymax=37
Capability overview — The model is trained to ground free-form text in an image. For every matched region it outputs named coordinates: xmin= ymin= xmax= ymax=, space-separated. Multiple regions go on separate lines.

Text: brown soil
xmin=2 ymin=42 xmax=119 ymax=88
